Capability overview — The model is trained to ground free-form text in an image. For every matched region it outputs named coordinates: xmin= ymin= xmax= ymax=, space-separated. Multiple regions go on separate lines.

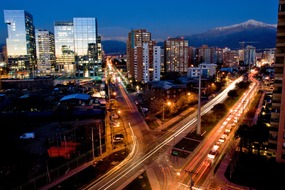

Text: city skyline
xmin=0 ymin=0 xmax=279 ymax=44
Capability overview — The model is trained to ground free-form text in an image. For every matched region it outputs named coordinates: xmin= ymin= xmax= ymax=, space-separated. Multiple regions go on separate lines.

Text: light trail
xmin=85 ymin=77 xmax=244 ymax=190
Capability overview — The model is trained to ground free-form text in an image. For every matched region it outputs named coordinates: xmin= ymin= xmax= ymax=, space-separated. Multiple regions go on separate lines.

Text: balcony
xmin=270 ymin=121 xmax=279 ymax=128
xmin=274 ymin=79 xmax=283 ymax=84
xmin=276 ymin=42 xmax=285 ymax=47
xmin=278 ymin=21 xmax=285 ymax=26
xmin=271 ymin=117 xmax=280 ymax=122
xmin=275 ymin=51 xmax=285 ymax=56
xmin=274 ymin=62 xmax=284 ymax=68
xmin=278 ymin=11 xmax=285 ymax=16
xmin=274 ymin=73 xmax=283 ymax=78
xmin=277 ymin=32 xmax=285 ymax=37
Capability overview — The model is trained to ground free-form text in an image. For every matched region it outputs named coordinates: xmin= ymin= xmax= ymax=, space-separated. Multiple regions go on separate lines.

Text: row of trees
xmin=200 ymin=79 xmax=270 ymax=157
xmin=235 ymin=123 xmax=269 ymax=156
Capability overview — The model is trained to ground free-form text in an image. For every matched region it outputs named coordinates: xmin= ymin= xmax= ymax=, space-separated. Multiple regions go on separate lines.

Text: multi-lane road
xmin=85 ymin=60 xmax=259 ymax=190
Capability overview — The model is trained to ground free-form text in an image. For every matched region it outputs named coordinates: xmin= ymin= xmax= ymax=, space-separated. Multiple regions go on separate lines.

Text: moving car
xmin=113 ymin=133 xmax=124 ymax=143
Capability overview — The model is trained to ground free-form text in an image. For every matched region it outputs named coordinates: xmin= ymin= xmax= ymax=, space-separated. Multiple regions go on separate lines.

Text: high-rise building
xmin=188 ymin=47 xmax=198 ymax=67
xmin=244 ymin=45 xmax=256 ymax=69
xmin=127 ymin=29 xmax=151 ymax=78
xmin=164 ymin=38 xmax=188 ymax=73
xmin=4 ymin=10 xmax=36 ymax=78
xmin=271 ymin=0 xmax=285 ymax=163
xmin=132 ymin=42 xmax=161 ymax=83
xmin=153 ymin=46 xmax=161 ymax=81
xmin=54 ymin=18 xmax=101 ymax=77
xmin=73 ymin=17 xmax=98 ymax=77
xmin=54 ymin=21 xmax=75 ymax=75
xmin=223 ymin=50 xmax=239 ymax=68
xmin=127 ymin=29 xmax=159 ymax=82
xmin=35 ymin=29 xmax=55 ymax=75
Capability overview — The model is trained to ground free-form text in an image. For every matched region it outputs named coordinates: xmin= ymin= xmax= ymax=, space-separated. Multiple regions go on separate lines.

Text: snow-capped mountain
xmin=102 ymin=20 xmax=276 ymax=54
xmin=181 ymin=19 xmax=277 ymax=50
xmin=213 ymin=19 xmax=276 ymax=32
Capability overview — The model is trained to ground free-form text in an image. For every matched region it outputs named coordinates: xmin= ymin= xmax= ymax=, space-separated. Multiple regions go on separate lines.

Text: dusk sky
xmin=0 ymin=0 xmax=279 ymax=44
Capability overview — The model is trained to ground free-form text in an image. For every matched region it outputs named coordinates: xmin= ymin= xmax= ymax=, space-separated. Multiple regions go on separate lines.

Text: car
xmin=20 ymin=132 xmax=35 ymax=139
xmin=222 ymin=133 xmax=228 ymax=138
xmin=111 ymin=114 xmax=119 ymax=119
xmin=219 ymin=136 xmax=226 ymax=143
xmin=207 ymin=149 xmax=218 ymax=160
xmin=212 ymin=144 xmax=219 ymax=151
xmin=225 ymin=128 xmax=231 ymax=134
xmin=111 ymin=121 xmax=120 ymax=127
xmin=113 ymin=133 xmax=124 ymax=143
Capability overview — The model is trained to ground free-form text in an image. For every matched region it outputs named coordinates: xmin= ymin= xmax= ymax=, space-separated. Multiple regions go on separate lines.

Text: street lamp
xmin=197 ymin=65 xmax=202 ymax=135
xmin=0 ymin=68 xmax=2 ymax=89
xmin=187 ymin=92 xmax=191 ymax=105
xmin=162 ymin=101 xmax=171 ymax=130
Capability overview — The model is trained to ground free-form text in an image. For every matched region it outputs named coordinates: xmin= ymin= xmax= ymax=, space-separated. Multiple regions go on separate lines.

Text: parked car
xmin=111 ymin=121 xmax=120 ymax=127
xmin=113 ymin=133 xmax=124 ymax=143
xmin=111 ymin=114 xmax=119 ymax=119
xmin=20 ymin=132 xmax=35 ymax=139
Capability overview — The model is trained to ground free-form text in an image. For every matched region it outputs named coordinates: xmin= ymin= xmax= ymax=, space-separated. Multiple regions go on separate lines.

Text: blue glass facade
xmin=4 ymin=10 xmax=36 ymax=78
xmin=54 ymin=18 xmax=100 ymax=77
xmin=54 ymin=21 xmax=75 ymax=74
xmin=73 ymin=18 xmax=98 ymax=77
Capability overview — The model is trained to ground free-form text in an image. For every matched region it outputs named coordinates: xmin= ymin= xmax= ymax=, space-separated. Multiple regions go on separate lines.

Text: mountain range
xmin=102 ymin=19 xmax=277 ymax=54
xmin=0 ymin=20 xmax=277 ymax=55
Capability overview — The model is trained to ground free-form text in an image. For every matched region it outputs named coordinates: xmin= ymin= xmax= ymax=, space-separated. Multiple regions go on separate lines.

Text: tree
xmin=250 ymin=124 xmax=269 ymax=156
xmin=228 ymin=89 xmax=238 ymax=97
xmin=212 ymin=103 xmax=227 ymax=119
xmin=235 ymin=124 xmax=250 ymax=154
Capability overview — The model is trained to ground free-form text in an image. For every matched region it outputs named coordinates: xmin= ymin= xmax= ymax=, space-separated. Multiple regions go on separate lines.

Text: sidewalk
xmin=39 ymin=108 xmax=122 ymax=190
xmin=213 ymin=152 xmax=250 ymax=190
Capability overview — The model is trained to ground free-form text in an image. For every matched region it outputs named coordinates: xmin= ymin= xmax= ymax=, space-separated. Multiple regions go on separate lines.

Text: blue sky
xmin=0 ymin=0 xmax=279 ymax=44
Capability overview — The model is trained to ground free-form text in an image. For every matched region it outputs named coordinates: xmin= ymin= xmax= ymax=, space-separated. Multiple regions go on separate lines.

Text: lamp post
xmin=197 ymin=65 xmax=202 ymax=135
xmin=98 ymin=123 xmax=103 ymax=156
xmin=0 ymin=68 xmax=2 ymax=89
xmin=187 ymin=92 xmax=191 ymax=105
xmin=162 ymin=101 xmax=171 ymax=131
xmin=185 ymin=170 xmax=198 ymax=190
xmin=91 ymin=127 xmax=95 ymax=159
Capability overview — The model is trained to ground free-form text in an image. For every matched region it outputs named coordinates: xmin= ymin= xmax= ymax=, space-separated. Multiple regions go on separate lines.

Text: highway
xmin=172 ymin=73 xmax=258 ymax=190
xmin=83 ymin=69 xmax=248 ymax=190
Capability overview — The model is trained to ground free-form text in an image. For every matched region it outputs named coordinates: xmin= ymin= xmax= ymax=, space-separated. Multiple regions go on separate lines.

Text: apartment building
xmin=164 ymin=38 xmax=188 ymax=73
xmin=271 ymin=0 xmax=285 ymax=163
xmin=127 ymin=29 xmax=160 ymax=82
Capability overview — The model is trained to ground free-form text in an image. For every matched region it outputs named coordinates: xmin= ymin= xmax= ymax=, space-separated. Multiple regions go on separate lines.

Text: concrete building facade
xmin=272 ymin=0 xmax=285 ymax=163
xmin=164 ymin=38 xmax=188 ymax=73
xmin=127 ymin=29 xmax=160 ymax=82
xmin=35 ymin=29 xmax=55 ymax=75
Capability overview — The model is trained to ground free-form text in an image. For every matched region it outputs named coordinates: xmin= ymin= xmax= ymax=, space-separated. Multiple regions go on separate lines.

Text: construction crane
xmin=239 ymin=41 xmax=259 ymax=50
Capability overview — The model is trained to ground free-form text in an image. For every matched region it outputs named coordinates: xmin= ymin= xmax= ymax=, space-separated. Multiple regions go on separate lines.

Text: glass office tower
xmin=73 ymin=17 xmax=98 ymax=77
xmin=54 ymin=18 xmax=99 ymax=77
xmin=54 ymin=21 xmax=75 ymax=75
xmin=4 ymin=10 xmax=36 ymax=78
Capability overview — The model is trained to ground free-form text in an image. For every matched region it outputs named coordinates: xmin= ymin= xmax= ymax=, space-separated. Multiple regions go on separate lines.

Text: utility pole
xmin=185 ymin=170 xmax=198 ymax=190
xmin=197 ymin=65 xmax=202 ymax=135
xmin=162 ymin=101 xmax=165 ymax=131
xmin=91 ymin=127 xmax=95 ymax=159
xmin=98 ymin=124 xmax=102 ymax=156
